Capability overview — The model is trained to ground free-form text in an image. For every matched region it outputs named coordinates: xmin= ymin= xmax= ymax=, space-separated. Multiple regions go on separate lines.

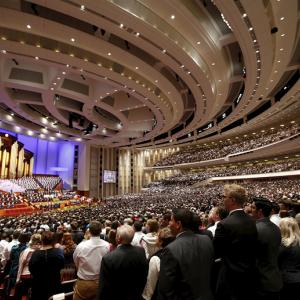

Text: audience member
xmin=142 ymin=227 xmax=175 ymax=300
xmin=29 ymin=231 xmax=64 ymax=300
xmin=73 ymin=220 xmax=109 ymax=300
xmin=251 ymin=197 xmax=282 ymax=299
xmin=157 ymin=208 xmax=214 ymax=300
xmin=278 ymin=217 xmax=300 ymax=300
xmin=213 ymin=184 xmax=257 ymax=300
xmin=98 ymin=224 xmax=148 ymax=300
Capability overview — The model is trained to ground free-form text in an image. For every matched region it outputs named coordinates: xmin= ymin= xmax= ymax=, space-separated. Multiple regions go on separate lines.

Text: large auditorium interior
xmin=0 ymin=0 xmax=299 ymax=299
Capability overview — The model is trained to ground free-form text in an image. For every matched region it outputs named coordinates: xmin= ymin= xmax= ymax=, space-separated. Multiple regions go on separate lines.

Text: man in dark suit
xmin=213 ymin=184 xmax=258 ymax=300
xmin=157 ymin=208 xmax=214 ymax=300
xmin=251 ymin=197 xmax=282 ymax=300
xmin=98 ymin=224 xmax=148 ymax=300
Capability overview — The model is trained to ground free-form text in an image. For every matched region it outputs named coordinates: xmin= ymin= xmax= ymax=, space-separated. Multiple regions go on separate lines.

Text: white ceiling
xmin=0 ymin=0 xmax=299 ymax=148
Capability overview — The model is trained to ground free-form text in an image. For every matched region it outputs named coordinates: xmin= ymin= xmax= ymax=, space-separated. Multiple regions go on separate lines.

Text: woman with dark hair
xmin=61 ymin=232 xmax=77 ymax=281
xmin=29 ymin=231 xmax=64 ymax=300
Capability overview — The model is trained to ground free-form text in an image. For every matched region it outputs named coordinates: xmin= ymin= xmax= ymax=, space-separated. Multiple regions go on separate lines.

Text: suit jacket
xmin=157 ymin=231 xmax=214 ymax=300
xmin=255 ymin=217 xmax=282 ymax=292
xmin=98 ymin=244 xmax=148 ymax=300
xmin=213 ymin=210 xmax=257 ymax=300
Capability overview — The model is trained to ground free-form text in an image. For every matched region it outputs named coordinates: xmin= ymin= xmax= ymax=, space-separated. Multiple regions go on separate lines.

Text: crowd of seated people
xmin=0 ymin=180 xmax=299 ymax=299
xmin=10 ymin=177 xmax=40 ymax=190
xmin=9 ymin=176 xmax=62 ymax=192
xmin=147 ymin=159 xmax=300 ymax=188
xmin=0 ymin=192 xmax=22 ymax=209
xmin=35 ymin=176 xmax=61 ymax=190
xmin=154 ymin=124 xmax=299 ymax=166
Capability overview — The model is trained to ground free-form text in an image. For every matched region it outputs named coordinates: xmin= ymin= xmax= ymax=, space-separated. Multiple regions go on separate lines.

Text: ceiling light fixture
xmin=171 ymin=15 xmax=175 ymax=19
xmin=70 ymin=38 xmax=75 ymax=42
xmin=26 ymin=24 xmax=31 ymax=29
xmin=80 ymin=5 xmax=85 ymax=11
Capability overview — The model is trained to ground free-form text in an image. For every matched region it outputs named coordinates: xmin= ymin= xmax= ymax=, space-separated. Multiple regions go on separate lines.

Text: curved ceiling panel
xmin=0 ymin=0 xmax=299 ymax=147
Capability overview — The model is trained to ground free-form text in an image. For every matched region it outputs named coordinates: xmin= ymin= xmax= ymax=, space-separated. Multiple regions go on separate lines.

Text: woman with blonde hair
xmin=15 ymin=233 xmax=41 ymax=299
xmin=141 ymin=219 xmax=160 ymax=259
xmin=278 ymin=217 xmax=300 ymax=299
xmin=142 ymin=227 xmax=175 ymax=300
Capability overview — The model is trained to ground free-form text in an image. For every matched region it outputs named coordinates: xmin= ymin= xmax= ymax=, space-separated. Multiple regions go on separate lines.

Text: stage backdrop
xmin=0 ymin=129 xmax=75 ymax=189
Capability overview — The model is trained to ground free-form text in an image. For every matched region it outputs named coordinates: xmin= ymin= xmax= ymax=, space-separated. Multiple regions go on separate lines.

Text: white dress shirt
xmin=73 ymin=236 xmax=109 ymax=280
xmin=0 ymin=239 xmax=9 ymax=259
xmin=270 ymin=214 xmax=281 ymax=227
xmin=208 ymin=221 xmax=220 ymax=237
xmin=142 ymin=255 xmax=160 ymax=300
xmin=131 ymin=231 xmax=145 ymax=247
xmin=1 ymin=239 xmax=19 ymax=267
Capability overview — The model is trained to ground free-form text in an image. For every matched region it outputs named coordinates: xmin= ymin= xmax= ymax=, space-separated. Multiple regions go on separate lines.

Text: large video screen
xmin=103 ymin=170 xmax=117 ymax=183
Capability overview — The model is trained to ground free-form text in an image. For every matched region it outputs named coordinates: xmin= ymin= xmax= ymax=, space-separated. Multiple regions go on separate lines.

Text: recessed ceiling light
xmin=70 ymin=38 xmax=75 ymax=42
xmin=55 ymin=49 xmax=60 ymax=53
xmin=274 ymin=70 xmax=278 ymax=73
xmin=120 ymin=23 xmax=124 ymax=28
xmin=187 ymin=71 xmax=191 ymax=74
xmin=162 ymin=49 xmax=166 ymax=53
xmin=80 ymin=5 xmax=85 ymax=11
xmin=62 ymin=71 xmax=66 ymax=75
xmin=1 ymin=49 xmax=6 ymax=54
xmin=171 ymin=15 xmax=175 ymax=19
xmin=281 ymin=33 xmax=285 ymax=37
xmin=135 ymin=66 xmax=139 ymax=69
xmin=211 ymin=62 xmax=215 ymax=66
xmin=1 ymin=37 xmax=7 ymax=40
xmin=26 ymin=24 xmax=31 ymax=29
xmin=249 ymin=27 xmax=253 ymax=31
xmin=197 ymin=41 xmax=201 ymax=45
xmin=50 ymin=87 xmax=54 ymax=91
xmin=280 ymin=48 xmax=284 ymax=51
xmin=35 ymin=56 xmax=39 ymax=60
xmin=53 ymin=82 xmax=57 ymax=85
xmin=135 ymin=32 xmax=140 ymax=37
xmin=277 ymin=60 xmax=281 ymax=63
xmin=108 ymin=52 xmax=111 ymax=56
xmin=253 ymin=39 xmax=257 ymax=43
xmin=280 ymin=17 xmax=284 ymax=20
xmin=36 ymin=44 xmax=41 ymax=48
xmin=242 ymin=13 xmax=247 ymax=18
xmin=155 ymin=80 xmax=158 ymax=83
